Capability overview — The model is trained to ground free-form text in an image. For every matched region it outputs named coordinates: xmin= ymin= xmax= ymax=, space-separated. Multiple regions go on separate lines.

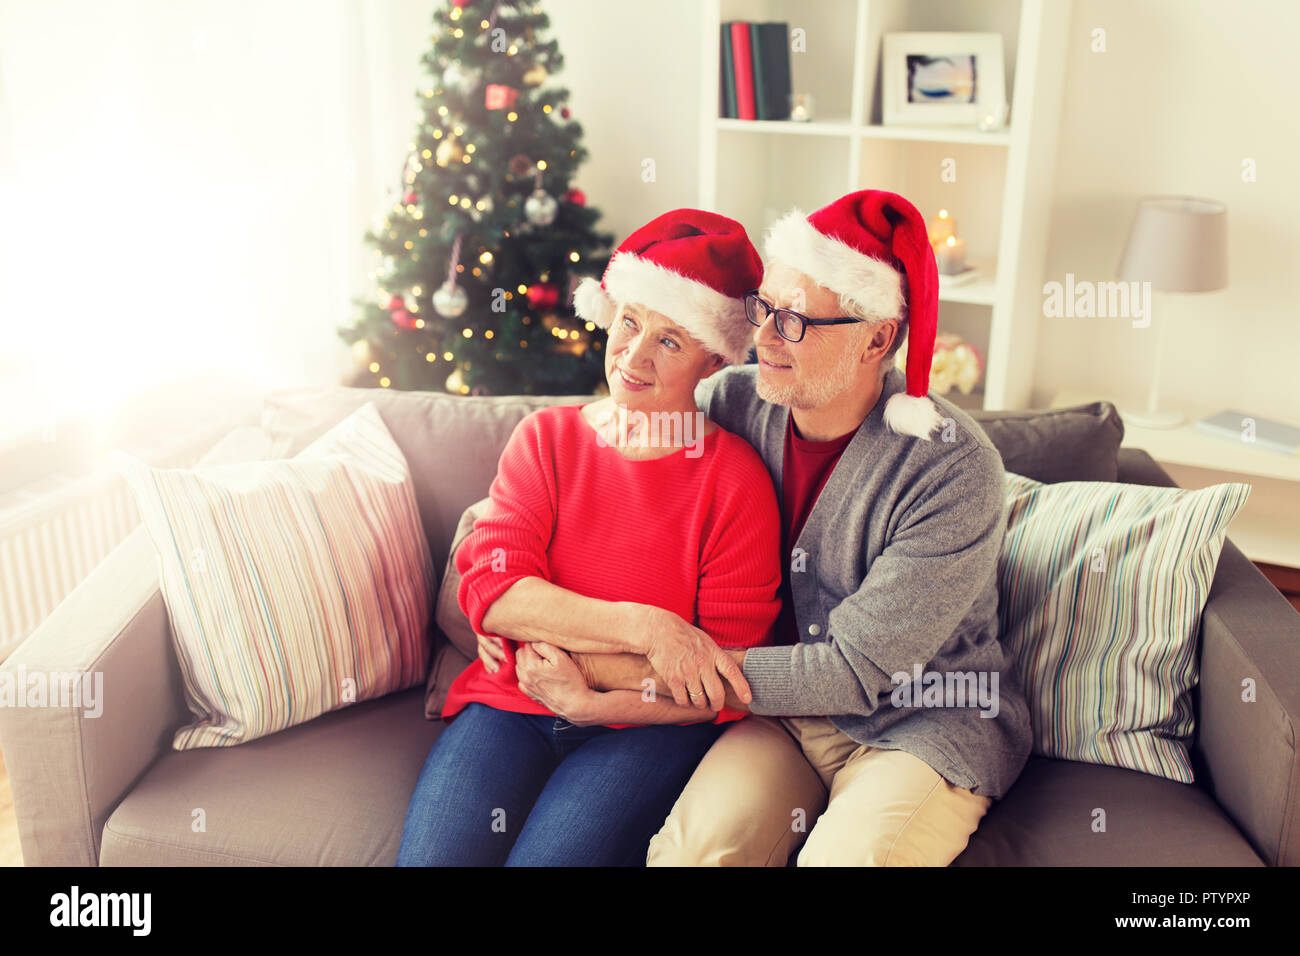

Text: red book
xmin=730 ymin=22 xmax=757 ymax=120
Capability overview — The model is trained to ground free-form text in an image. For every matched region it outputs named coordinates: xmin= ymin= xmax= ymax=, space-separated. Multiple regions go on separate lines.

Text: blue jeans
xmin=396 ymin=702 xmax=725 ymax=866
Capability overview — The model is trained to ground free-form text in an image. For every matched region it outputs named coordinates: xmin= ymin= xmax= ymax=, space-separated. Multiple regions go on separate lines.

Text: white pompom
xmin=883 ymin=392 xmax=943 ymax=440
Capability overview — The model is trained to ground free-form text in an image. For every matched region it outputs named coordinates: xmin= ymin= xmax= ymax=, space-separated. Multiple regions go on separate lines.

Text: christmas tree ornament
xmin=433 ymin=234 xmax=468 ymax=318
xmin=525 ymin=282 xmax=559 ymax=308
xmin=385 ymin=294 xmax=405 ymax=312
xmin=442 ymin=62 xmax=480 ymax=93
xmin=561 ymin=106 xmax=571 ymax=119
xmin=403 ymin=190 xmax=418 ymax=206
xmin=508 ymin=153 xmax=534 ymax=177
xmin=484 ymin=84 xmax=520 ymax=110
xmin=564 ymin=188 xmax=586 ymax=206
xmin=445 ymin=367 xmax=469 ymax=394
xmin=391 ymin=308 xmax=416 ymax=329
xmin=525 ymin=188 xmax=557 ymax=226
xmin=435 ymin=135 xmax=463 ymax=167
xmin=434 ymin=283 xmax=468 ymax=318
xmin=524 ymin=169 xmax=557 ymax=226
xmin=469 ymin=192 xmax=494 ymax=223
xmin=522 ymin=63 xmax=548 ymax=86
xmin=351 ymin=339 xmax=372 ymax=363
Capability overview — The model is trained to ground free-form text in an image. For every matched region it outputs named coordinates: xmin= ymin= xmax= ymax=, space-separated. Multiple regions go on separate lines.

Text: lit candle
xmin=929 ymin=209 xmax=956 ymax=246
xmin=789 ymin=93 xmax=815 ymax=122
xmin=935 ymin=234 xmax=968 ymax=275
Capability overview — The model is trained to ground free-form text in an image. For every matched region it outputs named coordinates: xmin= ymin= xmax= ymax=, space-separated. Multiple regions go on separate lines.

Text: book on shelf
xmin=719 ymin=22 xmax=792 ymax=121
xmin=1195 ymin=410 xmax=1300 ymax=456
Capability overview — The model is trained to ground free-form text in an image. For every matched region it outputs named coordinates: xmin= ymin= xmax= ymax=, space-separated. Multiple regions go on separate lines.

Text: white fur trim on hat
xmin=572 ymin=276 xmax=614 ymax=329
xmin=764 ymin=209 xmax=904 ymax=320
xmin=883 ymin=392 xmax=943 ymax=441
xmin=578 ymin=252 xmax=751 ymax=365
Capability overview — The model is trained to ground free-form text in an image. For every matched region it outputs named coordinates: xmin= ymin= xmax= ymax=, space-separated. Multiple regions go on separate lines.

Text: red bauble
xmin=450 ymin=0 xmax=471 ymax=7
xmin=564 ymin=188 xmax=586 ymax=206
xmin=391 ymin=309 xmax=416 ymax=329
xmin=386 ymin=295 xmax=404 ymax=311
xmin=526 ymin=283 xmax=559 ymax=309
xmin=485 ymin=84 xmax=520 ymax=110
xmin=403 ymin=190 xmax=418 ymax=205
xmin=561 ymin=107 xmax=571 ymax=119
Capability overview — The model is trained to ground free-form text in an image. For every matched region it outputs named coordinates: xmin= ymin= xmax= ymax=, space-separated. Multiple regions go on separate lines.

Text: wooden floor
xmin=0 ymin=746 xmax=23 ymax=866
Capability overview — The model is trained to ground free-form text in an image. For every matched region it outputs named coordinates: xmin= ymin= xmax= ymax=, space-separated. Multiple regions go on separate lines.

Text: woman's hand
xmin=515 ymin=642 xmax=599 ymax=724
xmin=477 ymin=632 xmax=507 ymax=673
xmin=635 ymin=606 xmax=752 ymax=712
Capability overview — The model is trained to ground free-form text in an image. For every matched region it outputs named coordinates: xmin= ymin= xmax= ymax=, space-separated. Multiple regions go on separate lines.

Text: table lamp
xmin=1116 ymin=196 xmax=1228 ymax=428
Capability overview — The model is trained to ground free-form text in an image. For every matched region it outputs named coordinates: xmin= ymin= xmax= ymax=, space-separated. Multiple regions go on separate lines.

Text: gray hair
xmin=838 ymin=290 xmax=908 ymax=363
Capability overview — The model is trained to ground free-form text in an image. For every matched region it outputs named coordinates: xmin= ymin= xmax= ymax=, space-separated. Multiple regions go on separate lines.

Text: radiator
xmin=0 ymin=440 xmax=218 ymax=660
xmin=0 ymin=478 xmax=142 ymax=656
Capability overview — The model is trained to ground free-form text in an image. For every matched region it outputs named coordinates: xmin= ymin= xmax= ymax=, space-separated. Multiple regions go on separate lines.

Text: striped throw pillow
xmin=112 ymin=401 xmax=435 ymax=749
xmin=998 ymin=471 xmax=1250 ymax=782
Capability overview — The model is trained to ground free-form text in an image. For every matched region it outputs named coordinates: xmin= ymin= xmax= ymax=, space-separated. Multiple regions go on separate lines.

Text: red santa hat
xmin=573 ymin=209 xmax=762 ymax=366
xmin=764 ymin=189 xmax=942 ymax=440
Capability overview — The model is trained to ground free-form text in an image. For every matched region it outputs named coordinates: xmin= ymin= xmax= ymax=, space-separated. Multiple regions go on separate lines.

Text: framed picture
xmin=882 ymin=33 xmax=1006 ymax=128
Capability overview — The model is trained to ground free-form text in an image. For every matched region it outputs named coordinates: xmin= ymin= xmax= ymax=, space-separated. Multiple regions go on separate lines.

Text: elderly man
xmin=504 ymin=189 xmax=1031 ymax=866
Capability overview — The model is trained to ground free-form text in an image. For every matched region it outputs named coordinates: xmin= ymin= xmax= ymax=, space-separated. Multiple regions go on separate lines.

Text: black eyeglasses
xmin=743 ymin=290 xmax=863 ymax=344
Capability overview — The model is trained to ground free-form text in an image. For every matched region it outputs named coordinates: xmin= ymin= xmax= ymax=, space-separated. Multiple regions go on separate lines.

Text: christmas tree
xmin=339 ymin=0 xmax=615 ymax=396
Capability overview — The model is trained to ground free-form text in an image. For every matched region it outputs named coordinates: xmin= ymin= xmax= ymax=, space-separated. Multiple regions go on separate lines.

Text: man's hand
xmin=631 ymin=606 xmax=752 ymax=711
xmin=515 ymin=641 xmax=598 ymax=724
xmin=573 ymin=648 xmax=751 ymax=712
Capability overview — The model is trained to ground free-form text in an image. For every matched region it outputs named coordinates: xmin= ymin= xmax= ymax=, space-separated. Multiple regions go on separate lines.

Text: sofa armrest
xmin=0 ymin=526 xmax=188 ymax=865
xmin=1118 ymin=447 xmax=1300 ymax=866
xmin=1194 ymin=539 xmax=1300 ymax=866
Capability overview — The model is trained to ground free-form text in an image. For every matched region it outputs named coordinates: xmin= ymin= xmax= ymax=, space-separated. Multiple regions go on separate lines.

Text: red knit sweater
xmin=444 ymin=403 xmax=783 ymax=726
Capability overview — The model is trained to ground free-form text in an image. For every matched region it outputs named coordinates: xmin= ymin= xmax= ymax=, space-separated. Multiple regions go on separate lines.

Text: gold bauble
xmin=522 ymin=64 xmax=548 ymax=87
xmin=436 ymin=136 xmax=463 ymax=167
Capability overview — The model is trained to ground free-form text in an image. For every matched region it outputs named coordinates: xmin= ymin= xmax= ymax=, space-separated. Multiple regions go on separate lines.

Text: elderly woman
xmin=396 ymin=210 xmax=782 ymax=867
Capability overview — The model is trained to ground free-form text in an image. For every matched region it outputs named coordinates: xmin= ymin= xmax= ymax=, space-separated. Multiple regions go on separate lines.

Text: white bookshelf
xmin=698 ymin=0 xmax=1073 ymax=410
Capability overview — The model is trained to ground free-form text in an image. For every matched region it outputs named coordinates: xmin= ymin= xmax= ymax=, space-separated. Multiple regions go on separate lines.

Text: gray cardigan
xmin=695 ymin=364 xmax=1032 ymax=799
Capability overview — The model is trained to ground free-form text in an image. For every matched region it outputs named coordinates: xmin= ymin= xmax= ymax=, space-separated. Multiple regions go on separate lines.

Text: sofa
xmin=2 ymin=382 xmax=1298 ymax=867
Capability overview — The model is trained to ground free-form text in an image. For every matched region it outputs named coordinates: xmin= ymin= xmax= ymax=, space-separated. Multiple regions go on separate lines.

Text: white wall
xmin=1033 ymin=0 xmax=1300 ymax=421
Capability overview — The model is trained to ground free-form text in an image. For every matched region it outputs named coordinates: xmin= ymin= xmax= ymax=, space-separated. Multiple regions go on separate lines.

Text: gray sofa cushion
xmin=952 ymin=757 xmax=1263 ymax=866
xmin=99 ymin=687 xmax=439 ymax=866
xmin=972 ymin=401 xmax=1124 ymax=483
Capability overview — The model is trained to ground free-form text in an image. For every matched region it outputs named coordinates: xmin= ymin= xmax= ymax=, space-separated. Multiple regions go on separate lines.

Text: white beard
xmin=755 ymin=344 xmax=863 ymax=410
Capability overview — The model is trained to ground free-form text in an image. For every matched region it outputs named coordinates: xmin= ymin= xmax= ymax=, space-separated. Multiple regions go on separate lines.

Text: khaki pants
xmin=647 ymin=714 xmax=992 ymax=866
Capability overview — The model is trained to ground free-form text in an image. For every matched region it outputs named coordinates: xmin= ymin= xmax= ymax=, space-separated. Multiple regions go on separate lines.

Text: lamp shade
xmin=1117 ymin=196 xmax=1228 ymax=292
